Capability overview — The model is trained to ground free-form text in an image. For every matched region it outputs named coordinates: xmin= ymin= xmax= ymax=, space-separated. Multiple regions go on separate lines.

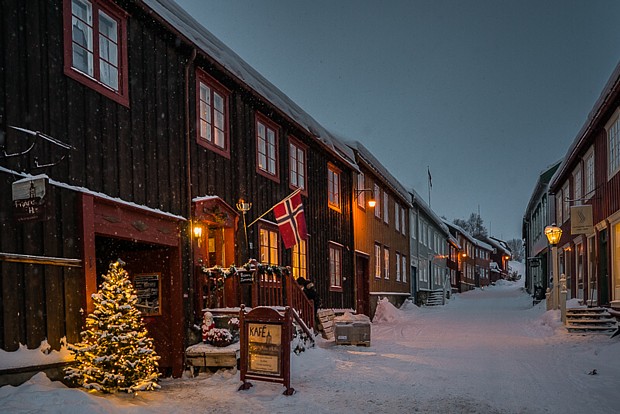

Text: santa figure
xmin=202 ymin=312 xmax=215 ymax=343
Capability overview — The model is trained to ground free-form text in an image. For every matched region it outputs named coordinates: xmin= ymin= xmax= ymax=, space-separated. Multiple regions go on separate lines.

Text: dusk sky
xmin=175 ymin=0 xmax=620 ymax=240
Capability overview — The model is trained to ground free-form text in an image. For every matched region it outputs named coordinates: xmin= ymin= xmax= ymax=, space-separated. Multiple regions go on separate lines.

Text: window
xmin=401 ymin=207 xmax=406 ymax=235
xmin=197 ymin=71 xmax=229 ymax=157
xmin=64 ymin=0 xmax=128 ymax=106
xmin=402 ymin=255 xmax=407 ymax=283
xmin=585 ymin=147 xmax=595 ymax=198
xmin=289 ymin=138 xmax=307 ymax=192
xmin=556 ymin=192 xmax=563 ymax=224
xmin=374 ymin=184 xmax=381 ymax=218
xmin=395 ymin=204 xmax=400 ymax=231
xmin=562 ymin=182 xmax=569 ymax=222
xmin=573 ymin=167 xmax=582 ymax=206
xmin=607 ymin=109 xmax=620 ymax=179
xmin=396 ymin=252 xmax=401 ymax=281
xmin=256 ymin=114 xmax=279 ymax=180
xmin=328 ymin=164 xmax=341 ymax=210
xmin=374 ymin=244 xmax=382 ymax=278
xmin=357 ymin=172 xmax=366 ymax=208
xmin=383 ymin=192 xmax=389 ymax=224
xmin=329 ymin=243 xmax=342 ymax=290
xmin=259 ymin=224 xmax=279 ymax=265
xmin=292 ymin=239 xmax=307 ymax=278
xmin=384 ymin=248 xmax=390 ymax=279
xmin=411 ymin=213 xmax=417 ymax=239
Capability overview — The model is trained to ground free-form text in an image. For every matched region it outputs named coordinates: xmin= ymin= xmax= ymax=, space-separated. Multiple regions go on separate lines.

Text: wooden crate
xmin=334 ymin=322 xmax=370 ymax=346
xmin=185 ymin=342 xmax=240 ymax=375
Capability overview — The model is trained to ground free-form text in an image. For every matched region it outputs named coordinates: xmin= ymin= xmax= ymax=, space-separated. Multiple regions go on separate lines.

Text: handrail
xmin=0 ymin=252 xmax=82 ymax=267
xmin=290 ymin=307 xmax=315 ymax=344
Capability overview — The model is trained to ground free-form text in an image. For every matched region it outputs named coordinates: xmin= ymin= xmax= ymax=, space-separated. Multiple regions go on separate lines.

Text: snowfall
xmin=1 ymin=262 xmax=619 ymax=414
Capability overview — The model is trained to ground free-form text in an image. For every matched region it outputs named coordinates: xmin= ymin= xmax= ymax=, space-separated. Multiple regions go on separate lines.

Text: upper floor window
xmin=573 ymin=167 xmax=582 ymax=206
xmin=395 ymin=203 xmax=400 ymax=231
xmin=329 ymin=242 xmax=343 ymax=290
xmin=292 ymin=239 xmax=307 ymax=279
xmin=411 ymin=213 xmax=417 ymax=239
xmin=256 ymin=114 xmax=279 ymax=181
xmin=289 ymin=137 xmax=307 ymax=192
xmin=585 ymin=147 xmax=595 ymax=199
xmin=259 ymin=224 xmax=279 ymax=265
xmin=327 ymin=164 xmax=341 ymax=210
xmin=607 ymin=109 xmax=620 ymax=179
xmin=562 ymin=182 xmax=569 ymax=222
xmin=383 ymin=192 xmax=389 ymax=224
xmin=556 ymin=191 xmax=563 ymax=224
xmin=400 ymin=207 xmax=406 ymax=235
xmin=64 ymin=0 xmax=128 ymax=106
xmin=357 ymin=172 xmax=366 ymax=208
xmin=374 ymin=184 xmax=381 ymax=219
xmin=197 ymin=71 xmax=229 ymax=157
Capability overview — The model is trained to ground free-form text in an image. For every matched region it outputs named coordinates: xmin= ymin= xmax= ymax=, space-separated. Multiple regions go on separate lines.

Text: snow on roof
xmin=410 ymin=187 xmax=449 ymax=235
xmin=550 ymin=60 xmax=620 ymax=189
xmin=142 ymin=0 xmax=357 ymax=170
xmin=0 ymin=166 xmax=186 ymax=221
xmin=443 ymin=220 xmax=477 ymax=244
xmin=474 ymin=238 xmax=493 ymax=251
xmin=345 ymin=140 xmax=411 ymax=204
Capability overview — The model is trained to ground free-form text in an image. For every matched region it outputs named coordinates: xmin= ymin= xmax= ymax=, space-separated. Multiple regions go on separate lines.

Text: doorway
xmin=355 ymin=253 xmax=370 ymax=316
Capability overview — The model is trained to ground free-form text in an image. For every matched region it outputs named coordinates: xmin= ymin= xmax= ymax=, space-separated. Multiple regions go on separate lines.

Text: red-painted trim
xmin=63 ymin=0 xmax=130 ymax=107
xmin=195 ymin=69 xmax=231 ymax=159
xmin=80 ymin=194 xmax=97 ymax=314
xmin=255 ymin=113 xmax=280 ymax=183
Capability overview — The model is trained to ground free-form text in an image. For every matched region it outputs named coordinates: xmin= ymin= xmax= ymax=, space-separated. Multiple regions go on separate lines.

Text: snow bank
xmin=372 ymin=298 xmax=404 ymax=323
xmin=0 ymin=340 xmax=72 ymax=370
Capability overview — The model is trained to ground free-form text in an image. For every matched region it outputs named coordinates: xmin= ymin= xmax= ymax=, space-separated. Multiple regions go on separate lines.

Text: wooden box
xmin=334 ymin=321 xmax=370 ymax=346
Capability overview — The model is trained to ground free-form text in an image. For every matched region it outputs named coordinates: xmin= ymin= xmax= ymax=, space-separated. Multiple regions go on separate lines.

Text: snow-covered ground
xmin=2 ymin=268 xmax=619 ymax=413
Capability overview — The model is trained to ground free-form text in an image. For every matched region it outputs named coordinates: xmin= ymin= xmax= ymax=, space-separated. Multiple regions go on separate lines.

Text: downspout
xmin=185 ymin=48 xmax=197 ymax=322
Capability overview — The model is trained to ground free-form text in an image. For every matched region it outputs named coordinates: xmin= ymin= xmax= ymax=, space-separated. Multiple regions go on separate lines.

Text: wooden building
xmin=445 ymin=221 xmax=477 ymax=292
xmin=473 ymin=238 xmax=493 ymax=288
xmin=347 ymin=141 xmax=411 ymax=317
xmin=548 ymin=61 xmax=620 ymax=307
xmin=522 ymin=161 xmax=561 ymax=298
xmin=0 ymin=0 xmax=357 ymax=380
xmin=410 ymin=189 xmax=450 ymax=305
xmin=478 ymin=236 xmax=512 ymax=284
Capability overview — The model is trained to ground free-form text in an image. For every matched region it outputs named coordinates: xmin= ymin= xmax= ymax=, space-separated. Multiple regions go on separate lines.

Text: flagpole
xmin=427 ymin=166 xmax=432 ymax=208
xmin=247 ymin=188 xmax=302 ymax=228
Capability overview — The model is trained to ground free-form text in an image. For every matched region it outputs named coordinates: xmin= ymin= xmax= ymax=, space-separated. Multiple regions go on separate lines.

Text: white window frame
xmin=606 ymin=107 xmax=620 ymax=180
xmin=585 ymin=146 xmax=595 ymax=199
xmin=384 ymin=247 xmax=390 ymax=280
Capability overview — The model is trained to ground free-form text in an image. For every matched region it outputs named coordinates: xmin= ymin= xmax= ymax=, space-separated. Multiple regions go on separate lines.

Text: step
xmin=566 ymin=312 xmax=612 ymax=319
xmin=566 ymin=324 xmax=617 ymax=331
xmin=567 ymin=318 xmax=616 ymax=325
xmin=566 ymin=307 xmax=607 ymax=313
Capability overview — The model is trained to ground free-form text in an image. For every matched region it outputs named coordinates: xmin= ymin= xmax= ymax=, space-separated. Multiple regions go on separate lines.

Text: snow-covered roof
xmin=550 ymin=60 xmax=620 ymax=189
xmin=443 ymin=220 xmax=477 ymax=245
xmin=410 ymin=188 xmax=449 ymax=235
xmin=474 ymin=238 xmax=493 ymax=251
xmin=345 ymin=140 xmax=411 ymax=204
xmin=142 ymin=0 xmax=357 ymax=170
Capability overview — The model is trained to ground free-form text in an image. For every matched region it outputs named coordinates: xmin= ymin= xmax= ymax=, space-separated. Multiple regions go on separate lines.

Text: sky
xmin=172 ymin=0 xmax=620 ymax=241
xmin=3 ymin=264 xmax=620 ymax=413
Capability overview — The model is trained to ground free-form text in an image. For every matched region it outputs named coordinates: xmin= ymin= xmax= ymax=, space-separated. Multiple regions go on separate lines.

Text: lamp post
xmin=544 ymin=224 xmax=562 ymax=310
xmin=236 ymin=198 xmax=252 ymax=259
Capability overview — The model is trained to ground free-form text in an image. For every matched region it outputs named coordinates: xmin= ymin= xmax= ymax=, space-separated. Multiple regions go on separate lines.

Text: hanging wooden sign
xmin=238 ymin=305 xmax=294 ymax=395
xmin=12 ymin=175 xmax=52 ymax=223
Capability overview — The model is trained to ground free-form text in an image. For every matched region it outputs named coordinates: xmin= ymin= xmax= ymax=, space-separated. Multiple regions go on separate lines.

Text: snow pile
xmin=333 ymin=311 xmax=370 ymax=323
xmin=371 ymin=297 xmax=404 ymax=323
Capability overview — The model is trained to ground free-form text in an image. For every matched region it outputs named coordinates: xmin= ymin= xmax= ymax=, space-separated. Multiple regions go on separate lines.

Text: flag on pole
xmin=428 ymin=167 xmax=432 ymax=189
xmin=273 ymin=191 xmax=308 ymax=249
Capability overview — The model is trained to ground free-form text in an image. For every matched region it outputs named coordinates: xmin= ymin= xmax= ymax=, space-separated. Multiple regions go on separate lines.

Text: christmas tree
xmin=65 ymin=260 xmax=160 ymax=393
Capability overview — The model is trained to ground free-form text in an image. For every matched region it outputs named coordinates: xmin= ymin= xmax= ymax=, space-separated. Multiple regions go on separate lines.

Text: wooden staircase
xmin=565 ymin=307 xmax=618 ymax=334
xmin=425 ymin=290 xmax=445 ymax=306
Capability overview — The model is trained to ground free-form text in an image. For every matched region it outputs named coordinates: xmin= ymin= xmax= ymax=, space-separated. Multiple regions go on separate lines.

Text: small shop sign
xmin=12 ymin=175 xmax=52 ymax=223
xmin=238 ymin=305 xmax=294 ymax=395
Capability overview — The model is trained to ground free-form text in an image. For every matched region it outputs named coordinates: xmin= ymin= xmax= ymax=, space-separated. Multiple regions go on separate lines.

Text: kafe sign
xmin=12 ymin=175 xmax=52 ymax=223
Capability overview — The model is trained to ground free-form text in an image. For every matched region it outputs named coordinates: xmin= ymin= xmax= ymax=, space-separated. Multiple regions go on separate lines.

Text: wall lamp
xmin=193 ymin=223 xmax=203 ymax=247
xmin=355 ymin=188 xmax=376 ymax=208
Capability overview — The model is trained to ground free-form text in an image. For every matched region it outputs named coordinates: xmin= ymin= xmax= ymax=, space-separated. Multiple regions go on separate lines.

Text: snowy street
xmin=1 ymin=278 xmax=619 ymax=413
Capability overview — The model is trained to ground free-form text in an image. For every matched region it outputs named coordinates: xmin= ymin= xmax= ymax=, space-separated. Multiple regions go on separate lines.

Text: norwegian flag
xmin=273 ymin=191 xmax=308 ymax=249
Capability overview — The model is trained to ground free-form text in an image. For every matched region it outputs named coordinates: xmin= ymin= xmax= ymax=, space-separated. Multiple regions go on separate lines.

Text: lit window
xmin=292 ymin=239 xmax=307 ymax=278
xmin=289 ymin=138 xmax=307 ymax=191
xmin=259 ymin=225 xmax=279 ymax=265
xmin=374 ymin=244 xmax=381 ymax=278
xmin=384 ymin=248 xmax=390 ymax=279
xmin=64 ymin=0 xmax=128 ymax=105
xmin=329 ymin=243 xmax=342 ymax=290
xmin=256 ymin=115 xmax=279 ymax=180
xmin=197 ymin=71 xmax=229 ymax=157
xmin=328 ymin=164 xmax=341 ymax=210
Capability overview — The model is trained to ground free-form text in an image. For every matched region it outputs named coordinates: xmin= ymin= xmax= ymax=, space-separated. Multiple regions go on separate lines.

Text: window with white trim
xmin=259 ymin=224 xmax=279 ymax=265
xmin=573 ymin=167 xmax=582 ymax=206
xmin=374 ymin=184 xmax=381 ymax=219
xmin=289 ymin=138 xmax=306 ymax=191
xmin=374 ymin=243 xmax=382 ymax=278
xmin=197 ymin=71 xmax=229 ymax=157
xmin=328 ymin=164 xmax=341 ymax=210
xmin=585 ymin=147 xmax=595 ymax=198
xmin=329 ymin=243 xmax=342 ymax=290
xmin=556 ymin=191 xmax=563 ymax=224
xmin=357 ymin=172 xmax=365 ymax=208
xmin=401 ymin=255 xmax=407 ymax=283
xmin=562 ymin=182 xmax=569 ymax=223
xmin=256 ymin=114 xmax=279 ymax=180
xmin=384 ymin=247 xmax=390 ymax=279
xmin=292 ymin=239 xmax=307 ymax=278
xmin=395 ymin=203 xmax=400 ymax=231
xmin=607 ymin=109 xmax=620 ymax=179
xmin=383 ymin=192 xmax=389 ymax=224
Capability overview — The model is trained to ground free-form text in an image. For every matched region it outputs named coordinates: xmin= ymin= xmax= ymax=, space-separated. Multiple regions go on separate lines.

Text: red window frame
xmin=256 ymin=114 xmax=280 ymax=182
xmin=258 ymin=222 xmax=280 ymax=265
xmin=289 ymin=136 xmax=307 ymax=194
xmin=196 ymin=70 xmax=230 ymax=158
xmin=63 ymin=0 xmax=129 ymax=107
xmin=329 ymin=242 xmax=343 ymax=291
xmin=328 ymin=163 xmax=341 ymax=211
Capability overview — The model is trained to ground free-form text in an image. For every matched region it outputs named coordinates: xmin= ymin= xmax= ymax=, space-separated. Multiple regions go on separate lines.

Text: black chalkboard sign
xmin=134 ymin=273 xmax=161 ymax=315
xmin=239 ymin=270 xmax=254 ymax=284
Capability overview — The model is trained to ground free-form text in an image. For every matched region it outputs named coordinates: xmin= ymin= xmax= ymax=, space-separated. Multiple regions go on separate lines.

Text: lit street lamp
xmin=544 ymin=224 xmax=562 ymax=310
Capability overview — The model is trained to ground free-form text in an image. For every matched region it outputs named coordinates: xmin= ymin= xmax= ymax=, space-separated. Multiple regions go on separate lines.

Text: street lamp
xmin=354 ymin=188 xmax=376 ymax=208
xmin=544 ymin=224 xmax=562 ymax=310
xmin=236 ymin=198 xmax=252 ymax=258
